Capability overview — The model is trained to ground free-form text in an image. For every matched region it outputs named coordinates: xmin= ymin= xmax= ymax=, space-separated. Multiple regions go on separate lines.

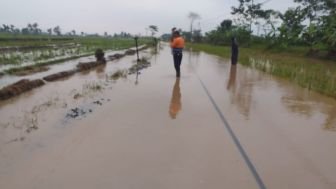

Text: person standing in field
xmin=170 ymin=30 xmax=185 ymax=77
xmin=231 ymin=37 xmax=238 ymax=65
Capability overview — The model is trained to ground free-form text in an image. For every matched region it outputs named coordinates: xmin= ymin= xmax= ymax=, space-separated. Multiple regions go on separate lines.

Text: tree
xmin=231 ymin=0 xmax=273 ymax=35
xmin=187 ymin=12 xmax=201 ymax=41
xmin=53 ymin=26 xmax=61 ymax=36
xmin=278 ymin=7 xmax=306 ymax=46
xmin=204 ymin=20 xmax=250 ymax=45
xmin=148 ymin=25 xmax=158 ymax=37
xmin=220 ymin=20 xmax=233 ymax=30
xmin=193 ymin=29 xmax=203 ymax=42
xmin=320 ymin=0 xmax=336 ymax=55
xmin=47 ymin=28 xmax=52 ymax=35
xmin=1 ymin=24 xmax=10 ymax=33
xmin=294 ymin=0 xmax=324 ymax=24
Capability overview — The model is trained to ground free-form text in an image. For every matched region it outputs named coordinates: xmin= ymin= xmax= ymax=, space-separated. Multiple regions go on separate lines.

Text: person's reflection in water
xmin=169 ymin=78 xmax=182 ymax=119
xmin=227 ymin=64 xmax=237 ymax=91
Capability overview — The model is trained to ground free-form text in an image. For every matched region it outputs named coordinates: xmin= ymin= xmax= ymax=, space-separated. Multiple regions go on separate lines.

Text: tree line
xmin=0 ymin=23 xmax=134 ymax=38
xmin=198 ymin=0 xmax=336 ymax=56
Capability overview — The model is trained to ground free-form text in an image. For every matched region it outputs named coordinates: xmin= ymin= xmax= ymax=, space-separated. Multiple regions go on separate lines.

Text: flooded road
xmin=0 ymin=44 xmax=336 ymax=189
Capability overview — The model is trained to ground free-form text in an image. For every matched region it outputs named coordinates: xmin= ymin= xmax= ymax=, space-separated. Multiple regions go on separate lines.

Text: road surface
xmin=0 ymin=44 xmax=335 ymax=189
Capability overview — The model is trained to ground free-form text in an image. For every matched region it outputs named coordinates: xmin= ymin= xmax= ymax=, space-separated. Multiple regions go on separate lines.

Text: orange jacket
xmin=170 ymin=37 xmax=185 ymax=49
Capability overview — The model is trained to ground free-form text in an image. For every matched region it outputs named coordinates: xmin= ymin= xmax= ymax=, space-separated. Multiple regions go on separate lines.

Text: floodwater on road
xmin=0 ymin=43 xmax=335 ymax=189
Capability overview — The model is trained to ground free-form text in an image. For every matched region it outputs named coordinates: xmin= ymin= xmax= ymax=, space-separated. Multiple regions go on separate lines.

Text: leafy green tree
xmin=278 ymin=7 xmax=306 ymax=46
xmin=187 ymin=12 xmax=201 ymax=41
xmin=205 ymin=19 xmax=250 ymax=45
xmin=231 ymin=0 xmax=273 ymax=34
xmin=220 ymin=20 xmax=233 ymax=30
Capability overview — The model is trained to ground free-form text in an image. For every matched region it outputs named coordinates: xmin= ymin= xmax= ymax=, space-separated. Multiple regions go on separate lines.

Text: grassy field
xmin=188 ymin=43 xmax=336 ymax=98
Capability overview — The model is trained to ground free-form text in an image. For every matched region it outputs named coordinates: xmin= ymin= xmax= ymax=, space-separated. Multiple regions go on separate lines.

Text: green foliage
xmin=277 ymin=7 xmax=306 ymax=46
xmin=204 ymin=20 xmax=251 ymax=45
xmin=200 ymin=0 xmax=336 ymax=57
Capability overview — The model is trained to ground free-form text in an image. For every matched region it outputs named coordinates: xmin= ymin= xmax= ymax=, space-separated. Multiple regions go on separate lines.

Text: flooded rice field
xmin=0 ymin=43 xmax=335 ymax=189
xmin=0 ymin=46 xmax=145 ymax=88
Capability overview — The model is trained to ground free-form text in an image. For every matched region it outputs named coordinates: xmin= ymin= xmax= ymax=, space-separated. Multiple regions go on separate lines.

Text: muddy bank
xmin=125 ymin=49 xmax=136 ymax=55
xmin=77 ymin=61 xmax=106 ymax=71
xmin=0 ymin=79 xmax=45 ymax=100
xmin=108 ymin=53 xmax=125 ymax=61
xmin=43 ymin=70 xmax=77 ymax=82
xmin=6 ymin=65 xmax=50 ymax=76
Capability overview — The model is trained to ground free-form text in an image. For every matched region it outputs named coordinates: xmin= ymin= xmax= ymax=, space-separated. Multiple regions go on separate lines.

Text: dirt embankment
xmin=43 ymin=70 xmax=77 ymax=82
xmin=6 ymin=66 xmax=50 ymax=76
xmin=0 ymin=79 xmax=45 ymax=100
xmin=76 ymin=61 xmax=106 ymax=71
xmin=108 ymin=53 xmax=125 ymax=61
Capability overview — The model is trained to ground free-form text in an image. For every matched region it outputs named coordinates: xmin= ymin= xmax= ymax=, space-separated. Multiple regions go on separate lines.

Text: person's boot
xmin=176 ymin=71 xmax=180 ymax=78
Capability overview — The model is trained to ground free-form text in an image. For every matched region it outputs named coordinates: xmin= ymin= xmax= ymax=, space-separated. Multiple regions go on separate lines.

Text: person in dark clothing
xmin=170 ymin=31 xmax=185 ymax=77
xmin=231 ymin=37 xmax=239 ymax=65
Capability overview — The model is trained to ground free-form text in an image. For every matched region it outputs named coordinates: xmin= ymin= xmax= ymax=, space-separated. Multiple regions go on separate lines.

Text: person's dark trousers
xmin=173 ymin=52 xmax=183 ymax=77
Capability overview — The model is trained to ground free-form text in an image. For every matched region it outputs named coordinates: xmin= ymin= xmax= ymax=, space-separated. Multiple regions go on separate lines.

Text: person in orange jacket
xmin=170 ymin=30 xmax=185 ymax=77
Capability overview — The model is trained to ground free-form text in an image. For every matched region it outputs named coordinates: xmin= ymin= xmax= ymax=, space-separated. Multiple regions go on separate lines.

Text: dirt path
xmin=0 ymin=44 xmax=335 ymax=189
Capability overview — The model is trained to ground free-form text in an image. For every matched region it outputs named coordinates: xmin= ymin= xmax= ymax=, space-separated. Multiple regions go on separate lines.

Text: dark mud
xmin=43 ymin=70 xmax=77 ymax=82
xmin=76 ymin=61 xmax=106 ymax=71
xmin=7 ymin=66 xmax=50 ymax=76
xmin=108 ymin=53 xmax=125 ymax=61
xmin=65 ymin=98 xmax=110 ymax=119
xmin=0 ymin=79 xmax=45 ymax=100
xmin=125 ymin=49 xmax=136 ymax=55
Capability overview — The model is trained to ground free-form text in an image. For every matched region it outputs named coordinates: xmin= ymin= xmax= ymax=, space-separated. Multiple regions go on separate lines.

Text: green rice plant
xmin=188 ymin=43 xmax=336 ymax=98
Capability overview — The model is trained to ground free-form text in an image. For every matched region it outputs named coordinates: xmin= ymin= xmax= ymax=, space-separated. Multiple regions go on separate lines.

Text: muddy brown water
xmin=0 ymin=44 xmax=335 ymax=189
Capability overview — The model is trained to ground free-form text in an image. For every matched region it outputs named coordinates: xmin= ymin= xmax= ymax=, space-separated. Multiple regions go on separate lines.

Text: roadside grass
xmin=188 ymin=43 xmax=336 ymax=98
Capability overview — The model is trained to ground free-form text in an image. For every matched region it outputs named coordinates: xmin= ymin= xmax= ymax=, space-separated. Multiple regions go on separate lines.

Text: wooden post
xmin=134 ymin=36 xmax=140 ymax=62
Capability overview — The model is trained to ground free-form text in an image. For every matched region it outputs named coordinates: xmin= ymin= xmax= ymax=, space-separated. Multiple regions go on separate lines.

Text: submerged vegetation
xmin=188 ymin=43 xmax=336 ymax=98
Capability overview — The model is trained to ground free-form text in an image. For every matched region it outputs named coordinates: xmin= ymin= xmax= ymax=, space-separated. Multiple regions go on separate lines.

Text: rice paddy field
xmin=0 ymin=34 xmax=149 ymax=74
xmin=188 ymin=43 xmax=336 ymax=98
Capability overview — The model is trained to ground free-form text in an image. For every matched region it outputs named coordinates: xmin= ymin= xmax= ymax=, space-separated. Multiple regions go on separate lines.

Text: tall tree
xmin=71 ymin=30 xmax=76 ymax=36
xmin=53 ymin=26 xmax=61 ymax=36
xmin=278 ymin=7 xmax=306 ymax=45
xmin=47 ymin=28 xmax=52 ymax=35
xmin=148 ymin=25 xmax=158 ymax=37
xmin=231 ymin=0 xmax=273 ymax=34
xmin=187 ymin=12 xmax=201 ymax=41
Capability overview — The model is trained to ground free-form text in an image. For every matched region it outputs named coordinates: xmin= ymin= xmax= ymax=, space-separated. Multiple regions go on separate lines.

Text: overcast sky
xmin=0 ymin=0 xmax=296 ymax=36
